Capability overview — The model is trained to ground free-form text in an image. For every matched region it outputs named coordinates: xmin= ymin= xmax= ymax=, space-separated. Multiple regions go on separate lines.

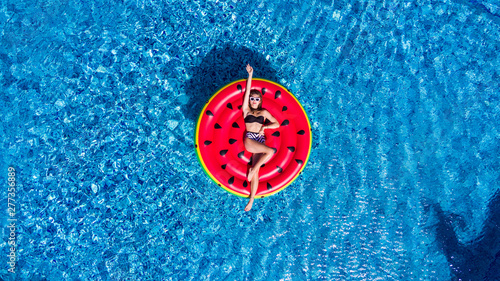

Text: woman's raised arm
xmin=242 ymin=64 xmax=253 ymax=114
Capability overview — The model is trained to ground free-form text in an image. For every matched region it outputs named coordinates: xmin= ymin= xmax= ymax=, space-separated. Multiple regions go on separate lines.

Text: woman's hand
xmin=246 ymin=64 xmax=253 ymax=76
xmin=258 ymin=126 xmax=266 ymax=136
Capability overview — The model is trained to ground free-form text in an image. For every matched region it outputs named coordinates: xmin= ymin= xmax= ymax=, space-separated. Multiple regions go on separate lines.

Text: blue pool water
xmin=1 ymin=0 xmax=500 ymax=280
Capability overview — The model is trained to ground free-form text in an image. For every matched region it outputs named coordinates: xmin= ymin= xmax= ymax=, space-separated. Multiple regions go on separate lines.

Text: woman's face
xmin=250 ymin=94 xmax=261 ymax=109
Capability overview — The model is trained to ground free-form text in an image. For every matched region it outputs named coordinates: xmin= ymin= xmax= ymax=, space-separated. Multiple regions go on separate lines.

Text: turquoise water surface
xmin=1 ymin=0 xmax=500 ymax=280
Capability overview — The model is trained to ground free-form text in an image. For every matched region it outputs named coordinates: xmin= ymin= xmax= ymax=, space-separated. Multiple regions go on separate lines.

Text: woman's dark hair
xmin=249 ymin=89 xmax=263 ymax=110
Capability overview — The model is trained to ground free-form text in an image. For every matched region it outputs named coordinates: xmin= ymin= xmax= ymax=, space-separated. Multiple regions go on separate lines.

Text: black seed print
xmin=232 ymin=122 xmax=240 ymax=128
xmin=238 ymin=151 xmax=245 ymax=159
xmin=275 ymin=90 xmax=281 ymax=99
xmin=220 ymin=150 xmax=228 ymax=156
xmin=281 ymin=120 xmax=289 ymax=126
xmin=206 ymin=110 xmax=214 ymax=116
xmin=214 ymin=123 xmax=222 ymax=129
xmin=287 ymin=146 xmax=295 ymax=152
xmin=204 ymin=140 xmax=212 ymax=145
xmin=297 ymin=130 xmax=305 ymax=135
xmin=229 ymin=138 xmax=237 ymax=144
xmin=272 ymin=132 xmax=280 ymax=137
xmin=226 ymin=103 xmax=233 ymax=110
xmin=295 ymin=159 xmax=303 ymax=165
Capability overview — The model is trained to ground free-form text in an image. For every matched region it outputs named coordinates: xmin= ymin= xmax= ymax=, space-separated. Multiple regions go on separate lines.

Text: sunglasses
xmin=250 ymin=97 xmax=261 ymax=102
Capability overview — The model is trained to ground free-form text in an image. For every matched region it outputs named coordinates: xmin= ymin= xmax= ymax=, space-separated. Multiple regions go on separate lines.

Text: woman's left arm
xmin=259 ymin=110 xmax=280 ymax=134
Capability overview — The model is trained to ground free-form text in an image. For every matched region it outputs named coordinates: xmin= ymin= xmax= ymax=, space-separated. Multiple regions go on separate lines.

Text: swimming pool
xmin=1 ymin=0 xmax=499 ymax=279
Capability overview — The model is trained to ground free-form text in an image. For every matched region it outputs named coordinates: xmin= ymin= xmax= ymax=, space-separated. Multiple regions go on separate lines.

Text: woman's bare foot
xmin=244 ymin=197 xmax=254 ymax=211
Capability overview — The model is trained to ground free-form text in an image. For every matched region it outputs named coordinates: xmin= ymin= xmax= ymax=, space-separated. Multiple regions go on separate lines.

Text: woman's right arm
xmin=242 ymin=64 xmax=253 ymax=114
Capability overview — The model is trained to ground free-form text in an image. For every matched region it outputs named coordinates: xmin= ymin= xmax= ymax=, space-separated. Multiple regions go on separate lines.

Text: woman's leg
xmin=244 ymin=138 xmax=274 ymax=182
xmin=245 ymin=153 xmax=262 ymax=211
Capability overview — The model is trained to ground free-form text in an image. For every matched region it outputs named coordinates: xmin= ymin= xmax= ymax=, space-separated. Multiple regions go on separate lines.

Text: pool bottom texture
xmin=1 ymin=0 xmax=500 ymax=280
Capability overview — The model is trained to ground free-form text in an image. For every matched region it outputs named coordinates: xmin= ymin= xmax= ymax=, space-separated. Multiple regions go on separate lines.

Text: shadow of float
xmin=431 ymin=190 xmax=500 ymax=280
xmin=183 ymin=44 xmax=278 ymax=122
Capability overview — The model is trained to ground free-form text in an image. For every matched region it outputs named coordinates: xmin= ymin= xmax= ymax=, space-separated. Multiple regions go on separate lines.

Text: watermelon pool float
xmin=195 ymin=78 xmax=312 ymax=198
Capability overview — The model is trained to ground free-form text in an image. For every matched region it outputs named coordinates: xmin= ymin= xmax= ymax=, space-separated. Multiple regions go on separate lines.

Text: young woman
xmin=242 ymin=64 xmax=280 ymax=211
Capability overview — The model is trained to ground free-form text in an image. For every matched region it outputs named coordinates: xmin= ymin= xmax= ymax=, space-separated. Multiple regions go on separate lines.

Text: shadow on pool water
xmin=183 ymin=44 xmax=279 ymax=122
xmin=432 ymin=189 xmax=500 ymax=280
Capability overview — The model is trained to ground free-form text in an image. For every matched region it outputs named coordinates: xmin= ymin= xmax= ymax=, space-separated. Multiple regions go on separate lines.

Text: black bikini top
xmin=244 ymin=114 xmax=264 ymax=124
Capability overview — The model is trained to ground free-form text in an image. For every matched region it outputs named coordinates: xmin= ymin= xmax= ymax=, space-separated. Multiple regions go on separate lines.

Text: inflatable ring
xmin=195 ymin=78 xmax=312 ymax=198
